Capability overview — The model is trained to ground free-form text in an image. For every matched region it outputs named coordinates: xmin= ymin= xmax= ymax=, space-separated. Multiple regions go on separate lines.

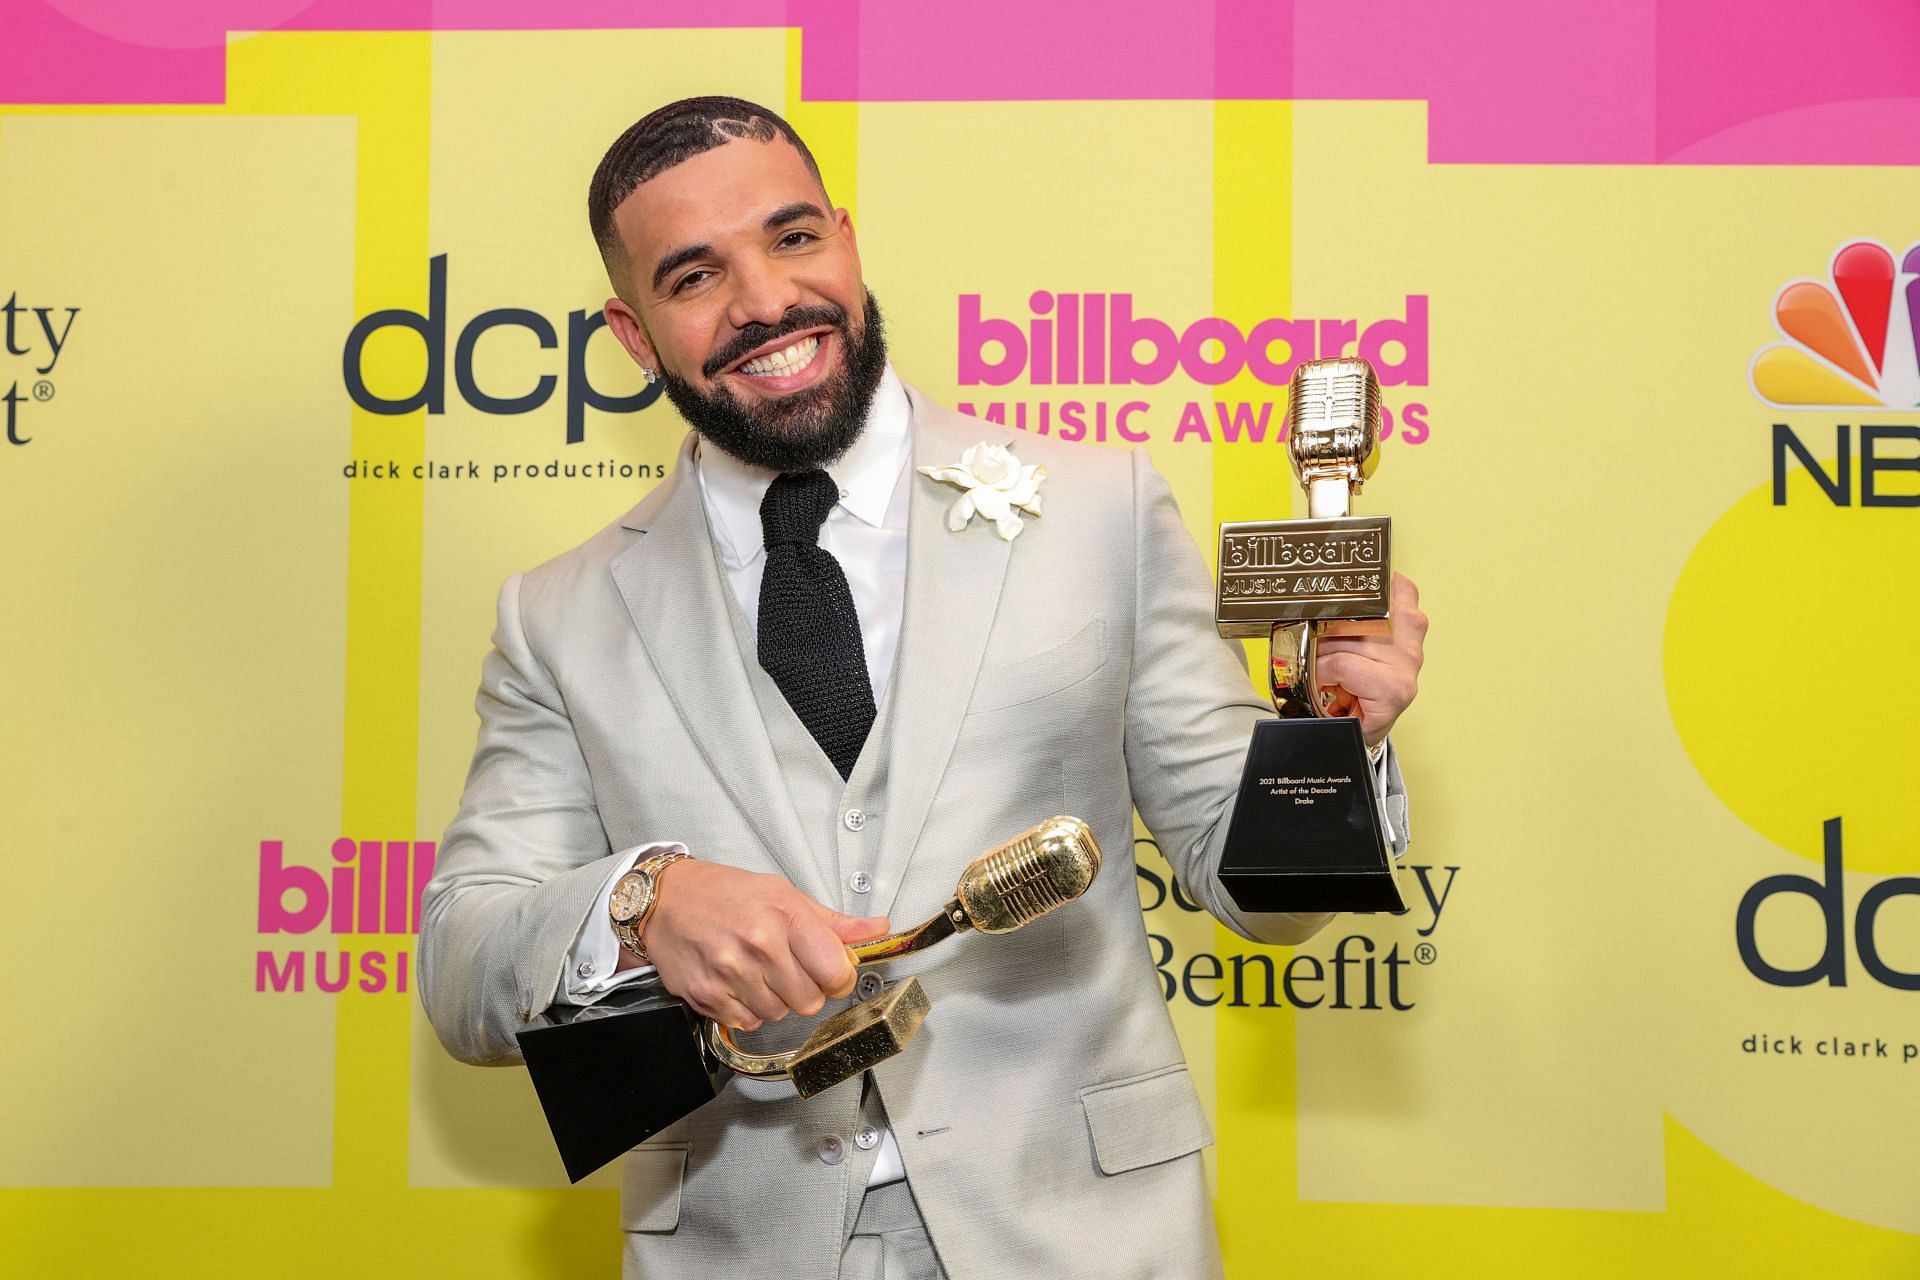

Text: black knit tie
xmin=758 ymin=470 xmax=876 ymax=779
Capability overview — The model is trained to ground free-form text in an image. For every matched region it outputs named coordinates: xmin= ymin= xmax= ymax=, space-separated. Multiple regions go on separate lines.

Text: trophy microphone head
xmin=954 ymin=816 xmax=1102 ymax=935
xmin=1287 ymin=356 xmax=1382 ymax=491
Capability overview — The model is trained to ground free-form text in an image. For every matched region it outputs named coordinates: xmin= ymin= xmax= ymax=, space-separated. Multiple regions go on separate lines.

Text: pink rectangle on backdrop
xmin=4 ymin=0 xmax=1916 ymax=166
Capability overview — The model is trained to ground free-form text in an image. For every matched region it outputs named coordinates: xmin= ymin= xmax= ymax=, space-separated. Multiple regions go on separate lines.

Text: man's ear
xmin=602 ymin=298 xmax=658 ymax=372
xmin=835 ymin=206 xmax=860 ymax=269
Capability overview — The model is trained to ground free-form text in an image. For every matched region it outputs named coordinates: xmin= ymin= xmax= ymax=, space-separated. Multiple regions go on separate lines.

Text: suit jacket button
xmin=856 ymin=972 xmax=883 ymax=1000
xmin=817 ymin=1134 xmax=845 ymax=1165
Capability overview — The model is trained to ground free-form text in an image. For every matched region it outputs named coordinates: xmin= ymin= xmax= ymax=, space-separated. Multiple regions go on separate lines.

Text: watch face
xmin=609 ymin=870 xmax=652 ymax=924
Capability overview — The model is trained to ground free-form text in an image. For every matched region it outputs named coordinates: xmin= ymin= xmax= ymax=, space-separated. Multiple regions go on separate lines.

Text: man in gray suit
xmin=419 ymin=96 xmax=1426 ymax=1279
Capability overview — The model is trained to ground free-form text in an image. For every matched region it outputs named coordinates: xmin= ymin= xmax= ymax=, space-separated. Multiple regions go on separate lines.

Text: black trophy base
xmin=516 ymin=985 xmax=721 ymax=1183
xmin=1217 ymin=717 xmax=1405 ymax=914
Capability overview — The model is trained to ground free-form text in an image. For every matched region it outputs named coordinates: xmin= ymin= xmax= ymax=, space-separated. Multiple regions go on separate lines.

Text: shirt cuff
xmin=1373 ymin=740 xmax=1401 ymax=851
xmin=559 ymin=841 xmax=688 ymax=1004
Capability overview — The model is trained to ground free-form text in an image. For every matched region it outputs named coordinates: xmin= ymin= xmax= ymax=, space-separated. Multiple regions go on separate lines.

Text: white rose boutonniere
xmin=917 ymin=442 xmax=1046 ymax=542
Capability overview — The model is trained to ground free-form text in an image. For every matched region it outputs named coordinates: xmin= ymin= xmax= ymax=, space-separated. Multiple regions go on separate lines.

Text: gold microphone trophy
xmin=517 ymin=817 xmax=1102 ymax=1180
xmin=1214 ymin=357 xmax=1407 ymax=913
xmin=704 ymin=814 xmax=1101 ymax=1096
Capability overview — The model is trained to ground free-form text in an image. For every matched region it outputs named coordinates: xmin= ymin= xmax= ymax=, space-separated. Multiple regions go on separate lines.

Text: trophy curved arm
xmin=847 ymin=905 xmax=963 ymax=964
xmin=704 ymin=1021 xmax=801 ymax=1079
xmin=703 ymin=977 xmax=933 ymax=1096
xmin=1271 ymin=621 xmax=1317 ymax=718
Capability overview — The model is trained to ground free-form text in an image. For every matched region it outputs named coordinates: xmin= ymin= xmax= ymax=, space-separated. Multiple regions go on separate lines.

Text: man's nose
xmin=724 ymin=253 xmax=802 ymax=332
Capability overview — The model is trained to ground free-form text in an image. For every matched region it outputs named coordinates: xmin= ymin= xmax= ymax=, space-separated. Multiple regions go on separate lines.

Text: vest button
xmin=849 ymin=870 xmax=873 ymax=894
xmin=856 ymin=972 xmax=884 ymax=1000
xmin=855 ymin=1126 xmax=880 ymax=1151
xmin=844 ymin=808 xmax=868 ymax=832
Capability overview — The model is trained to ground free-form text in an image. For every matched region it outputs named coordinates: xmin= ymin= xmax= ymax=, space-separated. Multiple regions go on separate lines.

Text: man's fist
xmin=1313 ymin=572 xmax=1428 ymax=751
xmin=630 ymin=858 xmax=890 ymax=1031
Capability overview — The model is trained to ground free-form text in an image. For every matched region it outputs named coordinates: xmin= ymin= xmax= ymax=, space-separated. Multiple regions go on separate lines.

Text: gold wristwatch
xmin=609 ymin=850 xmax=692 ymax=961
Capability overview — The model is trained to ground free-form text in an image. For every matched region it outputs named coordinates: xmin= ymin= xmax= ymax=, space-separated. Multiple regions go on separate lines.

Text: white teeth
xmin=738 ymin=335 xmax=821 ymax=377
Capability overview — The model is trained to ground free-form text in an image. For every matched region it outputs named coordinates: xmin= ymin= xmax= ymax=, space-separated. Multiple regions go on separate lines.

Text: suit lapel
xmin=871 ymin=390 xmax=1015 ymax=923
xmin=608 ymin=436 xmax=825 ymax=899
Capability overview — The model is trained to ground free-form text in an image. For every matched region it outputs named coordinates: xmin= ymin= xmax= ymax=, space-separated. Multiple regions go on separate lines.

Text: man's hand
xmin=627 ymin=858 xmax=890 ymax=1031
xmin=1313 ymin=572 xmax=1427 ymax=751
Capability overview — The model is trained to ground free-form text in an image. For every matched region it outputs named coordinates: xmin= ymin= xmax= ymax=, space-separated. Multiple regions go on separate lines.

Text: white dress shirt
xmin=558 ymin=362 xmax=1396 ymax=1188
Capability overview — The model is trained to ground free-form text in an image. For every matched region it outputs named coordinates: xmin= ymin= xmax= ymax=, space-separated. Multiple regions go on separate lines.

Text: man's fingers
xmin=763 ymin=951 xmax=830 ymax=1018
xmin=1316 ymin=650 xmax=1415 ymax=707
xmin=1318 ymin=618 xmax=1392 ymax=640
xmin=1392 ymin=574 xmax=1428 ymax=638
xmin=1316 ymin=634 xmax=1424 ymax=673
xmin=804 ymin=898 xmax=891 ymax=944
xmin=645 ymin=866 xmax=893 ymax=1024
xmin=824 ymin=956 xmax=859 ymax=1001
xmin=1309 ymin=574 xmax=1424 ymax=746
xmin=689 ymin=988 xmax=762 ymax=1032
xmin=790 ymin=915 xmax=861 ymax=997
xmin=1314 ymin=648 xmax=1389 ymax=690
xmin=827 ymin=912 xmax=891 ymax=944
xmin=731 ymin=975 xmax=790 ymax=1025
xmin=1314 ymin=634 xmax=1393 ymax=656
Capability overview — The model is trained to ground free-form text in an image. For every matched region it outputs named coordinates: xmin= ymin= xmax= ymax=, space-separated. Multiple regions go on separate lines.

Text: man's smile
xmin=736 ymin=333 xmax=821 ymax=377
xmin=720 ymin=327 xmax=836 ymax=396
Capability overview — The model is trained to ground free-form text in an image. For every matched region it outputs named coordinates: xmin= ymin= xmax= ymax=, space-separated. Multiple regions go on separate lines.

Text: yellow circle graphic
xmin=1664 ymin=460 xmax=1919 ymax=873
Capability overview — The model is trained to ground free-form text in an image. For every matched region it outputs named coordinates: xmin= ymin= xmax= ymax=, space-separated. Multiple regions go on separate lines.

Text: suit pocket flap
xmin=969 ymin=617 xmax=1108 ymax=714
xmin=619 ymin=1142 xmax=690 ymax=1232
xmin=1078 ymin=1064 xmax=1213 ymax=1176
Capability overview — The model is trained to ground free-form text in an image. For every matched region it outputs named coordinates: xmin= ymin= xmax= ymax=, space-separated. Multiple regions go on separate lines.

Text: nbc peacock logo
xmin=1750 ymin=240 xmax=1920 ymax=409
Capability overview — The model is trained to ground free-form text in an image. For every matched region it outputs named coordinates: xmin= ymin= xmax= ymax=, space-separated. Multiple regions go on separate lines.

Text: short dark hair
xmin=588 ymin=96 xmax=825 ymax=291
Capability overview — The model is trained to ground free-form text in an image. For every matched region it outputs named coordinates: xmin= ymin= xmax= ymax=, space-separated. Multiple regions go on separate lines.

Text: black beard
xmin=658 ymin=292 xmax=888 ymax=473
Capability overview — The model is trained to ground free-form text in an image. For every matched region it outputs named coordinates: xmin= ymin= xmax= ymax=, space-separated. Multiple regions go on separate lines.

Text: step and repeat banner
xmin=3 ymin=3 xmax=1916 ymax=1276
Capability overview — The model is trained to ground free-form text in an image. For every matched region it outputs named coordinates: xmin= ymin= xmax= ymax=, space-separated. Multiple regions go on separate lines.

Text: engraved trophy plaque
xmin=1213 ymin=356 xmax=1407 ymax=913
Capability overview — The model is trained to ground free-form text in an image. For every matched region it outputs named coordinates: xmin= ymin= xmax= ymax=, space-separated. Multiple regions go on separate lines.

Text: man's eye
xmin=672 ymin=269 xmax=711 ymax=294
xmin=777 ymin=230 xmax=816 ymax=249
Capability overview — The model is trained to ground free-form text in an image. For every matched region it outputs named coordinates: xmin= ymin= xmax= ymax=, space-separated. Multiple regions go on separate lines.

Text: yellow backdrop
xmin=3 ymin=16 xmax=1916 ymax=1278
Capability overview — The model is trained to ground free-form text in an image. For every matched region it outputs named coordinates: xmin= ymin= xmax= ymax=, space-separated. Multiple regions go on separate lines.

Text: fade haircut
xmin=588 ymin=96 xmax=826 ymax=298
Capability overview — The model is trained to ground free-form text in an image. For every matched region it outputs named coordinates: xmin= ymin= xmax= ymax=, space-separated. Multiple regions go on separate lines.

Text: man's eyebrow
xmin=764 ymin=201 xmax=826 ymax=230
xmin=651 ymin=242 xmax=713 ymax=293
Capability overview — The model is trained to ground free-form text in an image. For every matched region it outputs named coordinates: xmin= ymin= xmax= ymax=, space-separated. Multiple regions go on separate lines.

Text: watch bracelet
xmin=614 ymin=849 xmax=692 ymax=961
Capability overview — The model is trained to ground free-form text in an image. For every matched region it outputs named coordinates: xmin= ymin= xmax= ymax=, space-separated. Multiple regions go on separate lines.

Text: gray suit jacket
xmin=419 ymin=385 xmax=1406 ymax=1278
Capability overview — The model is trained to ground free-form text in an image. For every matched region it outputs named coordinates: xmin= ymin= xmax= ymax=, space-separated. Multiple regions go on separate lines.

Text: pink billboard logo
xmin=257 ymin=838 xmax=434 ymax=934
xmin=959 ymin=292 xmax=1429 ymax=389
xmin=254 ymin=839 xmax=434 ymax=995
xmin=1751 ymin=240 xmax=1920 ymax=409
